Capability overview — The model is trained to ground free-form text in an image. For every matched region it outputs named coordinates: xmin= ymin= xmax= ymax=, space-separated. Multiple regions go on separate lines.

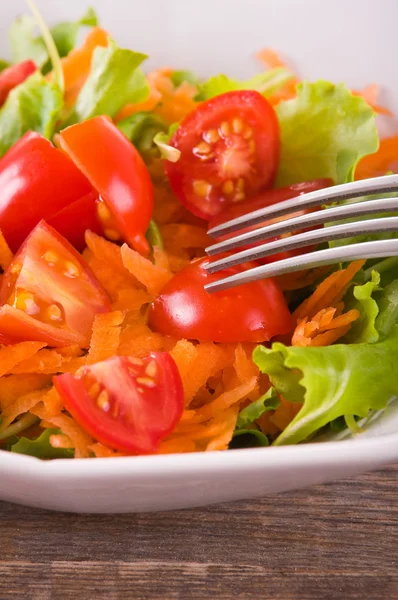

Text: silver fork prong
xmin=205 ymin=216 xmax=398 ymax=274
xmin=206 ymin=196 xmax=398 ymax=256
xmin=207 ymin=174 xmax=398 ymax=238
xmin=204 ymin=238 xmax=398 ymax=293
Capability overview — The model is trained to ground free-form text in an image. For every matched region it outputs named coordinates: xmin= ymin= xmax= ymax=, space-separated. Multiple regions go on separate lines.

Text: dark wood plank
xmin=0 ymin=466 xmax=397 ymax=600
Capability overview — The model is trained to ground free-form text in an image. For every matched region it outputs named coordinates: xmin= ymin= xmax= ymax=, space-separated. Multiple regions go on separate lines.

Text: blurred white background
xmin=0 ymin=0 xmax=397 ymax=111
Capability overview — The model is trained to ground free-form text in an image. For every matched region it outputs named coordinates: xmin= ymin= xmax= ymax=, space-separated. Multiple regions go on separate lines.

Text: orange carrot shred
xmin=87 ymin=310 xmax=124 ymax=364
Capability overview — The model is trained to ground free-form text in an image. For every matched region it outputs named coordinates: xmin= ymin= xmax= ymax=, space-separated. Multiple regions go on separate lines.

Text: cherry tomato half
xmin=0 ymin=132 xmax=93 ymax=252
xmin=165 ymin=90 xmax=280 ymax=220
xmin=0 ymin=60 xmax=37 ymax=106
xmin=53 ymin=353 xmax=184 ymax=454
xmin=59 ymin=116 xmax=154 ymax=255
xmin=0 ymin=221 xmax=110 ymax=347
xmin=209 ymin=179 xmax=332 ymax=263
xmin=148 ymin=257 xmax=292 ymax=343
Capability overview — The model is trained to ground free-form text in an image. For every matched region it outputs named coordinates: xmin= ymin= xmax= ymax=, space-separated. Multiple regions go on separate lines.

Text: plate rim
xmin=1 ymin=432 xmax=397 ymax=482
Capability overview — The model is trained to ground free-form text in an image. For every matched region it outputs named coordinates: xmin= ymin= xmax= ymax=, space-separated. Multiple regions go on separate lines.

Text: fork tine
xmin=204 ymin=238 xmax=398 ymax=293
xmin=206 ymin=196 xmax=398 ymax=255
xmin=207 ymin=174 xmax=398 ymax=238
xmin=205 ymin=216 xmax=398 ymax=274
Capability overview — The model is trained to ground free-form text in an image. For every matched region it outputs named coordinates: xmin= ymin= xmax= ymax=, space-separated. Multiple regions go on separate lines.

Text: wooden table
xmin=1 ymin=466 xmax=397 ymax=600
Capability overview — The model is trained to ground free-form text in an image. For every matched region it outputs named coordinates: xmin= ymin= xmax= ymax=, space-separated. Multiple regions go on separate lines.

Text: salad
xmin=0 ymin=3 xmax=397 ymax=460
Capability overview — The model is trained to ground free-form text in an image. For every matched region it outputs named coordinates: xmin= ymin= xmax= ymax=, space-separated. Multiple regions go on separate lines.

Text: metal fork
xmin=204 ymin=174 xmax=398 ymax=292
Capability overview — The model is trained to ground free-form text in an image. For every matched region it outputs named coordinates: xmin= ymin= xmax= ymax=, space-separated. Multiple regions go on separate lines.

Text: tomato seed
xmin=145 ymin=360 xmax=157 ymax=378
xmin=136 ymin=376 xmax=156 ymax=388
xmin=97 ymin=389 xmax=111 ymax=412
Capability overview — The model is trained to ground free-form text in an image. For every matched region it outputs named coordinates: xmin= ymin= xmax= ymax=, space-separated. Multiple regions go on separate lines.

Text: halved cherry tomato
xmin=53 ymin=353 xmax=184 ymax=454
xmin=165 ymin=90 xmax=280 ymax=220
xmin=48 ymin=191 xmax=102 ymax=251
xmin=0 ymin=132 xmax=93 ymax=252
xmin=209 ymin=179 xmax=332 ymax=263
xmin=148 ymin=257 xmax=292 ymax=343
xmin=0 ymin=60 xmax=37 ymax=106
xmin=59 ymin=116 xmax=154 ymax=255
xmin=0 ymin=221 xmax=110 ymax=347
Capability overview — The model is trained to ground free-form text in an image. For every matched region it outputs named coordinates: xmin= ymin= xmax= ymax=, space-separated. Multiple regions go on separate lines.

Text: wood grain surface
xmin=0 ymin=466 xmax=397 ymax=600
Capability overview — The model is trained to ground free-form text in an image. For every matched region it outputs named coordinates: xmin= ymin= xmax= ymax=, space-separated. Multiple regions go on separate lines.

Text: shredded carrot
xmin=0 ymin=342 xmax=46 ymax=378
xmin=121 ymin=243 xmax=172 ymax=296
xmin=0 ymin=374 xmax=51 ymax=411
xmin=49 ymin=433 xmax=73 ymax=449
xmin=292 ymin=308 xmax=360 ymax=347
xmin=59 ymin=27 xmax=109 ymax=106
xmin=356 ymin=134 xmax=398 ymax=180
xmin=294 ymin=261 xmax=365 ymax=320
xmin=0 ymin=229 xmax=13 ymax=271
xmin=87 ymin=310 xmax=124 ymax=364
xmin=0 ymin=389 xmax=43 ymax=432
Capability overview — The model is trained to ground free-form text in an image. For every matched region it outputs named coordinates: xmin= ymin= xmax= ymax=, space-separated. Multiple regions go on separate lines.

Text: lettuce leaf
xmin=171 ymin=70 xmax=200 ymax=88
xmin=343 ymin=270 xmax=381 ymax=344
xmin=375 ymin=279 xmax=398 ymax=339
xmin=236 ymin=388 xmax=280 ymax=428
xmin=9 ymin=8 xmax=98 ymax=69
xmin=253 ymin=325 xmax=398 ymax=445
xmin=69 ymin=39 xmax=149 ymax=123
xmin=146 ymin=219 xmax=164 ymax=250
xmin=117 ymin=111 xmax=167 ymax=156
xmin=275 ymin=81 xmax=379 ymax=186
xmin=229 ymin=429 xmax=269 ymax=448
xmin=197 ymin=67 xmax=294 ymax=101
xmin=9 ymin=15 xmax=48 ymax=68
xmin=10 ymin=428 xmax=74 ymax=459
xmin=50 ymin=7 xmax=98 ymax=58
xmin=0 ymin=72 xmax=62 ymax=156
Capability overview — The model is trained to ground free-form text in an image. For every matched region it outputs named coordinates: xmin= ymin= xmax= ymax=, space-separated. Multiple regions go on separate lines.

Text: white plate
xmin=1 ymin=0 xmax=398 ymax=513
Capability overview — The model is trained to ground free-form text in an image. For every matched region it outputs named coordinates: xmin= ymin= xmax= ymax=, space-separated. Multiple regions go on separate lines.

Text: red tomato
xmin=0 ymin=132 xmax=93 ymax=252
xmin=0 ymin=60 xmax=37 ymax=106
xmin=59 ymin=116 xmax=154 ymax=255
xmin=165 ymin=91 xmax=280 ymax=220
xmin=148 ymin=257 xmax=292 ymax=343
xmin=53 ymin=353 xmax=184 ymax=454
xmin=0 ymin=221 xmax=110 ymax=347
xmin=209 ymin=179 xmax=332 ymax=263
xmin=48 ymin=191 xmax=102 ymax=251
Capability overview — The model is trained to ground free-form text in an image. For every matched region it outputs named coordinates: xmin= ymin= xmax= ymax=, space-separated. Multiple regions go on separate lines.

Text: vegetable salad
xmin=0 ymin=5 xmax=397 ymax=459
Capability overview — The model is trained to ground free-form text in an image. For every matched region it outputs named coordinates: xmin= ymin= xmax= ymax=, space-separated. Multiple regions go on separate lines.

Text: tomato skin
xmin=165 ymin=90 xmax=280 ymax=220
xmin=209 ymin=179 xmax=333 ymax=263
xmin=0 ymin=60 xmax=37 ymax=106
xmin=59 ymin=116 xmax=154 ymax=255
xmin=148 ymin=257 xmax=292 ymax=343
xmin=54 ymin=353 xmax=184 ymax=454
xmin=47 ymin=191 xmax=102 ymax=251
xmin=0 ymin=132 xmax=93 ymax=252
xmin=0 ymin=221 xmax=110 ymax=347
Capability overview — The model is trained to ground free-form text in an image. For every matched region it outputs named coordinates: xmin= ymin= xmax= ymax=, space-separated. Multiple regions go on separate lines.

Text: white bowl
xmin=1 ymin=0 xmax=398 ymax=513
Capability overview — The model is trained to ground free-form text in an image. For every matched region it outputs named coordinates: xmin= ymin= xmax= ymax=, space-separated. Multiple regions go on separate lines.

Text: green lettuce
xmin=375 ymin=279 xmax=398 ymax=339
xmin=275 ymin=81 xmax=379 ymax=186
xmin=50 ymin=7 xmax=98 ymax=58
xmin=0 ymin=72 xmax=62 ymax=156
xmin=117 ymin=111 xmax=167 ymax=156
xmin=253 ymin=325 xmax=398 ymax=445
xmin=69 ymin=39 xmax=149 ymax=123
xmin=236 ymin=388 xmax=280 ymax=428
xmin=197 ymin=67 xmax=293 ymax=101
xmin=343 ymin=270 xmax=381 ymax=344
xmin=10 ymin=428 xmax=74 ymax=459
xmin=9 ymin=8 xmax=98 ymax=69
xmin=146 ymin=220 xmax=164 ymax=250
xmin=9 ymin=15 xmax=48 ymax=68
xmin=171 ymin=70 xmax=200 ymax=88
xmin=229 ymin=429 xmax=269 ymax=448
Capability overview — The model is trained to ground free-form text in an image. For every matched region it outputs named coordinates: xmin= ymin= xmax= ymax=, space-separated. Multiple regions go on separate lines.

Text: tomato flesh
xmin=59 ymin=116 xmax=154 ymax=255
xmin=0 ymin=60 xmax=37 ymax=106
xmin=0 ymin=132 xmax=93 ymax=252
xmin=148 ymin=257 xmax=292 ymax=343
xmin=165 ymin=90 xmax=280 ymax=220
xmin=0 ymin=221 xmax=110 ymax=347
xmin=209 ymin=179 xmax=332 ymax=263
xmin=53 ymin=353 xmax=184 ymax=454
xmin=48 ymin=190 xmax=102 ymax=251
